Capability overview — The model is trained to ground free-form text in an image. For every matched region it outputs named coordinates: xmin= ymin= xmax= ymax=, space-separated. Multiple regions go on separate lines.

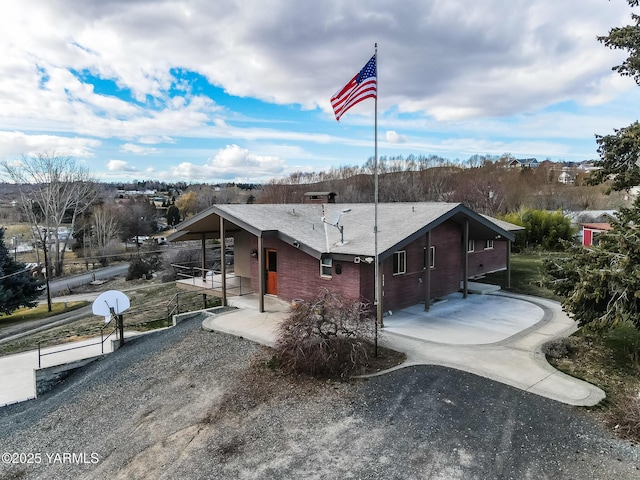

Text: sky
xmin=0 ymin=0 xmax=639 ymax=184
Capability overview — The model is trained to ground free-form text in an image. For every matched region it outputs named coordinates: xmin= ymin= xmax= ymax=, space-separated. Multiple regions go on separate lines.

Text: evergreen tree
xmin=0 ymin=228 xmax=40 ymax=315
xmin=544 ymin=1 xmax=640 ymax=330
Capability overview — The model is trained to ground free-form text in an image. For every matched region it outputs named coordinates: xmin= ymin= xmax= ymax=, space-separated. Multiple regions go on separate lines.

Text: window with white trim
xmin=320 ymin=257 xmax=332 ymax=277
xmin=423 ymin=246 xmax=436 ymax=269
xmin=393 ymin=250 xmax=406 ymax=275
xmin=484 ymin=239 xmax=494 ymax=250
xmin=467 ymin=239 xmax=475 ymax=253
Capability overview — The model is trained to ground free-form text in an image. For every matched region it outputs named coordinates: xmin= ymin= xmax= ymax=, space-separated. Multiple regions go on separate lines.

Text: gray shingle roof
xmin=202 ymin=202 xmax=520 ymax=259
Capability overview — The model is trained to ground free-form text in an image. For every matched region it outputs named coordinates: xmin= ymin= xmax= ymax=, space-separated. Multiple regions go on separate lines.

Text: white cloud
xmin=1 ymin=0 xmax=632 ymax=123
xmin=0 ymin=131 xmax=100 ymax=157
xmin=121 ymin=143 xmax=160 ymax=155
xmin=165 ymin=144 xmax=285 ymax=181
xmin=386 ymin=130 xmax=407 ymax=144
xmin=0 ymin=0 xmax=637 ymax=180
xmin=107 ymin=160 xmax=138 ymax=172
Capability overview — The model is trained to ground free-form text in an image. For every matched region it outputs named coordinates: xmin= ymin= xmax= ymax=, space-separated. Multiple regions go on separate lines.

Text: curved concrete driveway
xmin=203 ymin=292 xmax=605 ymax=407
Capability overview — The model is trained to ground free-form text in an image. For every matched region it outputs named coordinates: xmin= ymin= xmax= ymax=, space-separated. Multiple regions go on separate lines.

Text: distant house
xmin=507 ymin=158 xmax=539 ymax=169
xmin=558 ymin=171 xmax=575 ymax=185
xmin=168 ymin=202 xmax=523 ymax=324
xmin=581 ymin=223 xmax=612 ymax=247
xmin=303 ymin=192 xmax=337 ymax=204
xmin=566 ymin=210 xmax=617 ymax=245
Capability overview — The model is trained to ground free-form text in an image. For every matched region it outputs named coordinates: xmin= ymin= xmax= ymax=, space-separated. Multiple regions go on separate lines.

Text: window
xmin=320 ymin=257 xmax=332 ymax=277
xmin=467 ymin=239 xmax=475 ymax=253
xmin=423 ymin=246 xmax=436 ymax=269
xmin=484 ymin=239 xmax=494 ymax=250
xmin=393 ymin=251 xmax=406 ymax=275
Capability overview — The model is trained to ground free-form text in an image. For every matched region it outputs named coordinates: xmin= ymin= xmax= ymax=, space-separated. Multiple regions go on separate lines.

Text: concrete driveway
xmin=383 ymin=292 xmax=544 ymax=344
xmin=204 ymin=291 xmax=605 ymax=407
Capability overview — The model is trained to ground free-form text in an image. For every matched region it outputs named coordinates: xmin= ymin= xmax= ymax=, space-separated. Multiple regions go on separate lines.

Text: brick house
xmin=168 ymin=202 xmax=522 ymax=324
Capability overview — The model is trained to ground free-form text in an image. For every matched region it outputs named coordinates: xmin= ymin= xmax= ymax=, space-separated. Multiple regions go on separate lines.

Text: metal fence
xmin=37 ymin=316 xmax=118 ymax=368
xmin=171 ymin=264 xmax=250 ymax=297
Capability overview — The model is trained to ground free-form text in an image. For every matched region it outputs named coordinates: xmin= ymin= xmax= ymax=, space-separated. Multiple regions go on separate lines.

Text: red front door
xmin=265 ymin=249 xmax=277 ymax=295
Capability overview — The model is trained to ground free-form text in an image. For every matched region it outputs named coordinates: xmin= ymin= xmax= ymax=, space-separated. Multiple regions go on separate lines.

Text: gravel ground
xmin=0 ymin=315 xmax=638 ymax=480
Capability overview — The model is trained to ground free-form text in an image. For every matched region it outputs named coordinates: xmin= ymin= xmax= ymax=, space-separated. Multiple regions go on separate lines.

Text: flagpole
xmin=374 ymin=43 xmax=382 ymax=351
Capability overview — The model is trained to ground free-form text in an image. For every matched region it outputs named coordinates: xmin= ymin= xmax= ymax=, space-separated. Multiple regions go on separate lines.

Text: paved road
xmin=45 ymin=263 xmax=129 ymax=295
xmin=0 ymin=264 xmax=130 ymax=344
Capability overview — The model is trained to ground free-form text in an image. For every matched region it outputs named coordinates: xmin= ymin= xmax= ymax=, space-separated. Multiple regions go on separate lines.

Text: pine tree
xmin=0 ymin=228 xmax=40 ymax=315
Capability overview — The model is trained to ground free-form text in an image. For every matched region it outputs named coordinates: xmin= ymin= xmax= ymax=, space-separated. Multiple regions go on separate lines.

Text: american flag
xmin=331 ymin=55 xmax=377 ymax=121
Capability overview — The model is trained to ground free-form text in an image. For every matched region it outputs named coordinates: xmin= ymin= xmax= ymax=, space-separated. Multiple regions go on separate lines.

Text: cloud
xmin=0 ymin=0 xmax=636 ymax=179
xmin=107 ymin=160 xmax=138 ymax=172
xmin=165 ymin=144 xmax=285 ymax=181
xmin=1 ymin=0 xmax=632 ymax=124
xmin=0 ymin=131 xmax=100 ymax=157
xmin=121 ymin=143 xmax=160 ymax=155
xmin=386 ymin=130 xmax=407 ymax=144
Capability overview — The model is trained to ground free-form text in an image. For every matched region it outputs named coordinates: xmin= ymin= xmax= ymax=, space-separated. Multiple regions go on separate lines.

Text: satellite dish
xmin=92 ymin=290 xmax=131 ymax=323
xmin=330 ymin=212 xmax=341 ymax=226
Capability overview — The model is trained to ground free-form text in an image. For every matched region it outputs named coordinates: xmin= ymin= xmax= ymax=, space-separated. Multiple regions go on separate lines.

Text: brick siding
xmin=246 ymin=219 xmax=508 ymax=311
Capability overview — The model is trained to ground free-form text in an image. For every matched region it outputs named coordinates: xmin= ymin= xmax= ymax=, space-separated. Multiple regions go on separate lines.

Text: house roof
xmin=567 ymin=210 xmax=617 ymax=224
xmin=303 ymin=191 xmax=335 ymax=196
xmin=168 ymin=202 xmax=522 ymax=261
xmin=581 ymin=223 xmax=612 ymax=231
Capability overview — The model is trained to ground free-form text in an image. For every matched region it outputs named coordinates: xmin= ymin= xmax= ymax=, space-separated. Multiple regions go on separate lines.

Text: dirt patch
xmin=548 ymin=326 xmax=640 ymax=443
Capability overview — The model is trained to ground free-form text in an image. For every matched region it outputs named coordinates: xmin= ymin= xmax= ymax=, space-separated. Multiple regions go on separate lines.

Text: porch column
xmin=377 ymin=261 xmax=384 ymax=328
xmin=506 ymin=239 xmax=512 ymax=289
xmin=220 ymin=216 xmax=227 ymax=307
xmin=463 ymin=219 xmax=469 ymax=299
xmin=201 ymin=233 xmax=206 ymax=281
xmin=257 ymin=235 xmax=265 ymax=313
xmin=424 ymin=231 xmax=431 ymax=311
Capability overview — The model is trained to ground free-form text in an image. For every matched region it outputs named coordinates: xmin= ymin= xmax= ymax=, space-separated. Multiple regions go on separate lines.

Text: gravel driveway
xmin=0 ymin=315 xmax=638 ymax=480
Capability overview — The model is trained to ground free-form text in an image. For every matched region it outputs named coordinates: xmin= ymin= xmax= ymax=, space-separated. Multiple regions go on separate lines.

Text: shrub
xmin=501 ymin=208 xmax=575 ymax=251
xmin=126 ymin=256 xmax=159 ymax=281
xmin=541 ymin=337 xmax=577 ymax=359
xmin=273 ymin=289 xmax=375 ymax=378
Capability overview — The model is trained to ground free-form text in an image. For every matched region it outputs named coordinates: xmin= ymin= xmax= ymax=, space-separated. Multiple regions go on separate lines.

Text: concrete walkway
xmin=203 ymin=292 xmax=605 ymax=407
xmin=0 ymin=330 xmax=161 ymax=407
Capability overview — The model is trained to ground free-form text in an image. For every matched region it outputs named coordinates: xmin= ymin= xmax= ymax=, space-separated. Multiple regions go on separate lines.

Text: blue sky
xmin=1 ymin=0 xmax=639 ymax=184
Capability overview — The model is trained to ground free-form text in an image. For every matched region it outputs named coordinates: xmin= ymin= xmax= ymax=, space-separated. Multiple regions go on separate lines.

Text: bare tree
xmin=1 ymin=153 xmax=98 ymax=305
xmin=92 ymin=204 xmax=121 ymax=260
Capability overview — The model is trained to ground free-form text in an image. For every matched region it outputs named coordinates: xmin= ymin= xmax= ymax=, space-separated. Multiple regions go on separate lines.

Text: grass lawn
xmin=0 ymin=301 xmax=89 ymax=329
xmin=481 ymin=251 xmax=561 ymax=300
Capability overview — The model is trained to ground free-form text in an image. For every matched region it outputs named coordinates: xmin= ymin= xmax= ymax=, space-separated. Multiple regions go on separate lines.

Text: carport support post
xmin=200 ymin=233 xmax=206 ymax=282
xmin=507 ymin=239 xmax=512 ymax=289
xmin=463 ymin=219 xmax=469 ymax=299
xmin=220 ymin=216 xmax=227 ymax=307
xmin=257 ymin=236 xmax=265 ymax=313
xmin=424 ymin=231 xmax=431 ymax=311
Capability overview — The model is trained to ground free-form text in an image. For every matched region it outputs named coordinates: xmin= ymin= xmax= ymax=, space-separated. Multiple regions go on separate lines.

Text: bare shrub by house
xmin=273 ymin=289 xmax=375 ymax=378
